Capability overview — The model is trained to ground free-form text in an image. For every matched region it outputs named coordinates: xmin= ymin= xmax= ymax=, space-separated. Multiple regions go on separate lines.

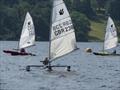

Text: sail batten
xmin=104 ymin=17 xmax=118 ymax=50
xmin=50 ymin=48 xmax=78 ymax=62
xmin=52 ymin=16 xmax=71 ymax=24
xmin=49 ymin=0 xmax=77 ymax=60
xmin=19 ymin=12 xmax=35 ymax=49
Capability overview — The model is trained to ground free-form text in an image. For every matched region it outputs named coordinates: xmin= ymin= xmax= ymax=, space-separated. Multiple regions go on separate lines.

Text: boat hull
xmin=93 ymin=52 xmax=120 ymax=56
xmin=3 ymin=50 xmax=36 ymax=56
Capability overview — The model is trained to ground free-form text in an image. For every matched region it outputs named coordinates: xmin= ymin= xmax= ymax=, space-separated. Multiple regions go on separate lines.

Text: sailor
xmin=20 ymin=48 xmax=26 ymax=53
xmin=40 ymin=57 xmax=52 ymax=71
xmin=43 ymin=57 xmax=49 ymax=65
xmin=112 ymin=50 xmax=116 ymax=54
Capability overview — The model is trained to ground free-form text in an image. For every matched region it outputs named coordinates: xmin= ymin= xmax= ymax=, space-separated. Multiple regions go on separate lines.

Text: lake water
xmin=0 ymin=41 xmax=120 ymax=90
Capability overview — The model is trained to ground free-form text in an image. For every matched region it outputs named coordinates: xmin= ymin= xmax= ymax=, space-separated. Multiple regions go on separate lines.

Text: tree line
xmin=0 ymin=0 xmax=120 ymax=41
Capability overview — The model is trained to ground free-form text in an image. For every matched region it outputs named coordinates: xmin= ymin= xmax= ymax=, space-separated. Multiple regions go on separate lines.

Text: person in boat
xmin=20 ymin=48 xmax=26 ymax=53
xmin=40 ymin=57 xmax=52 ymax=71
xmin=112 ymin=50 xmax=116 ymax=54
xmin=42 ymin=57 xmax=49 ymax=65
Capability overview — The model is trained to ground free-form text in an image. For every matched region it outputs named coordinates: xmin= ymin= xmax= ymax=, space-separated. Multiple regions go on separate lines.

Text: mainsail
xmin=49 ymin=0 xmax=77 ymax=60
xmin=104 ymin=17 xmax=118 ymax=50
xmin=19 ymin=12 xmax=35 ymax=49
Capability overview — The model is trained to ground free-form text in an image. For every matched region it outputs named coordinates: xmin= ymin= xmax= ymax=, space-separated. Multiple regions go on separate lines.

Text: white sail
xmin=49 ymin=0 xmax=77 ymax=60
xmin=104 ymin=17 xmax=118 ymax=50
xmin=19 ymin=12 xmax=35 ymax=49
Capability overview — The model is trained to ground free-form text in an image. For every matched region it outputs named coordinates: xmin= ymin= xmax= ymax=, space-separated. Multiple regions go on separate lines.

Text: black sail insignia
xmin=59 ymin=9 xmax=64 ymax=15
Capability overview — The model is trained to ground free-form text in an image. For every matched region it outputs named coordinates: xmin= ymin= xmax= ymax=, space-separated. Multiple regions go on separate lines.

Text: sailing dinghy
xmin=26 ymin=0 xmax=78 ymax=71
xmin=93 ymin=16 xmax=120 ymax=56
xmin=3 ymin=12 xmax=36 ymax=56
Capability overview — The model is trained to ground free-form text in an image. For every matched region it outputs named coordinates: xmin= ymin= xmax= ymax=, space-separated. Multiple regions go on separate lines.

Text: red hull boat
xmin=3 ymin=50 xmax=36 ymax=56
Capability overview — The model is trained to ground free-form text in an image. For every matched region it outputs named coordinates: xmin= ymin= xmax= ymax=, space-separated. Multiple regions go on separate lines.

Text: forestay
xmin=49 ymin=0 xmax=77 ymax=60
xmin=19 ymin=12 xmax=35 ymax=49
xmin=104 ymin=17 xmax=118 ymax=50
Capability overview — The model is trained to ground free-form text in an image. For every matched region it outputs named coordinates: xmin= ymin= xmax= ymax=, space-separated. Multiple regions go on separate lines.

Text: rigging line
xmin=53 ymin=2 xmax=64 ymax=8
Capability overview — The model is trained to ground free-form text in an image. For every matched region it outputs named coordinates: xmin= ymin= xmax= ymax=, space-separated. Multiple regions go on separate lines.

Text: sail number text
xmin=53 ymin=20 xmax=74 ymax=36
xmin=28 ymin=23 xmax=34 ymax=36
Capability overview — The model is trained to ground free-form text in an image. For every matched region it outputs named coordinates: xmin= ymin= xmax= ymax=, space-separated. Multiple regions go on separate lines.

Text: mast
xmin=49 ymin=0 xmax=54 ymax=60
xmin=103 ymin=19 xmax=106 ymax=53
xmin=103 ymin=15 xmax=109 ymax=53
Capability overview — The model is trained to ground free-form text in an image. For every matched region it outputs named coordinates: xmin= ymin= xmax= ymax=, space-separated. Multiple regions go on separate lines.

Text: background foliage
xmin=0 ymin=0 xmax=120 ymax=41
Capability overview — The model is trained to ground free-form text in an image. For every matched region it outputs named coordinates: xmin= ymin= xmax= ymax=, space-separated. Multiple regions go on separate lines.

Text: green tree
xmin=71 ymin=11 xmax=91 ymax=41
xmin=108 ymin=0 xmax=120 ymax=21
xmin=80 ymin=0 xmax=96 ymax=19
